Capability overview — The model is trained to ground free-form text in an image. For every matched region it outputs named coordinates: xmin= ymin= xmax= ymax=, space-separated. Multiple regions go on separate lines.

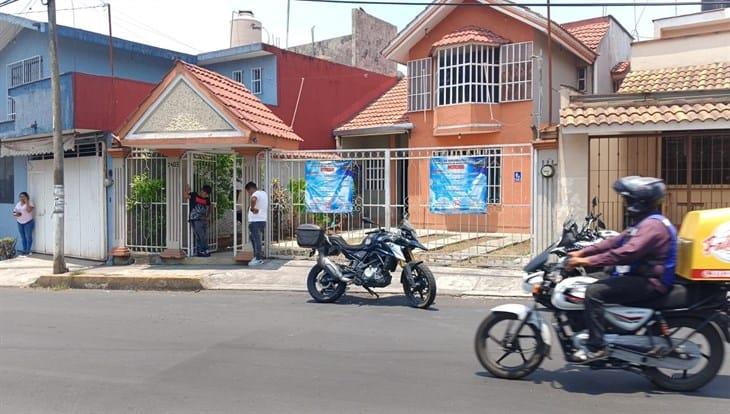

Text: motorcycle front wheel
xmin=402 ymin=263 xmax=437 ymax=309
xmin=644 ymin=317 xmax=725 ymax=392
xmin=474 ymin=313 xmax=547 ymax=379
xmin=306 ymin=265 xmax=346 ymax=303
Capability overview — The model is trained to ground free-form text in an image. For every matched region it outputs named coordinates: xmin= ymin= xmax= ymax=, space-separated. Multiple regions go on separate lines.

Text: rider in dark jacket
xmin=567 ymin=176 xmax=678 ymax=362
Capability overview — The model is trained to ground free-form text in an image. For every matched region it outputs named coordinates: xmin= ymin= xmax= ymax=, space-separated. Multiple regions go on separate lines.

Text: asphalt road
xmin=0 ymin=289 xmax=728 ymax=414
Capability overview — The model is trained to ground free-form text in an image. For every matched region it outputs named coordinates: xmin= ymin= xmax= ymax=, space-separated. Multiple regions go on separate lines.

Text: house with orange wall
xmin=335 ymin=0 xmax=631 ymax=235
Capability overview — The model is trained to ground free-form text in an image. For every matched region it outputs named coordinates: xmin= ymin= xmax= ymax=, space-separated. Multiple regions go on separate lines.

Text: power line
xmin=12 ymin=4 xmax=105 ymax=14
xmin=297 ymin=0 xmax=728 ymax=7
xmin=0 ymin=0 xmax=22 ymax=7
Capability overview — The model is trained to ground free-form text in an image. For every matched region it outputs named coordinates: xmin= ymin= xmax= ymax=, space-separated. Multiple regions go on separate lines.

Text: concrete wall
xmin=631 ymin=31 xmax=730 ymax=70
xmin=0 ymin=74 xmax=74 ymax=139
xmin=201 ymin=54 xmax=278 ymax=106
xmin=0 ymin=156 xmax=27 ymax=238
xmin=533 ymin=29 xmax=592 ymax=125
xmin=288 ymin=9 xmax=397 ymax=76
xmin=594 ymin=20 xmax=632 ymax=94
xmin=288 ymin=35 xmax=354 ymax=69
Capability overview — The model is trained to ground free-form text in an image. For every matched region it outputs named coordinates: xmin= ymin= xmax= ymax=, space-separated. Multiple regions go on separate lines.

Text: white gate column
xmin=161 ymin=154 xmax=185 ymax=259
xmin=109 ymin=149 xmax=130 ymax=261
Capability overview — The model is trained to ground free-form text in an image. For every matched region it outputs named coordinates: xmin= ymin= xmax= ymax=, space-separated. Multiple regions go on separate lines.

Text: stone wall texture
xmin=287 ymin=9 xmax=397 ymax=76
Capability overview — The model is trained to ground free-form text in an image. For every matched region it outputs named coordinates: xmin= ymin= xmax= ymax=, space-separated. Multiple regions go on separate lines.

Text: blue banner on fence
xmin=429 ymin=156 xmax=488 ymax=214
xmin=305 ymin=160 xmax=355 ymax=213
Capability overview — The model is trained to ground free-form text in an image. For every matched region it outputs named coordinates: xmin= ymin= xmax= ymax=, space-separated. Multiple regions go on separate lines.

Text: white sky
xmin=1 ymin=0 xmax=701 ymax=55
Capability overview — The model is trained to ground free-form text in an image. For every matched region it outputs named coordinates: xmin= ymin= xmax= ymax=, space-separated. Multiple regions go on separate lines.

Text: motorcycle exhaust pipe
xmin=317 ymin=255 xmax=348 ymax=282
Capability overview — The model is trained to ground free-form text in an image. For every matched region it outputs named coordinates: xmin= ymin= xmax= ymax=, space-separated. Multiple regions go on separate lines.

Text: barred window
xmin=407 ymin=58 xmax=432 ymax=111
xmin=364 ymin=159 xmax=384 ymax=191
xmin=577 ymin=67 xmax=588 ymax=92
xmin=232 ymin=70 xmax=242 ymax=83
xmin=8 ymin=56 xmax=42 ymax=88
xmin=437 ymin=44 xmax=500 ymax=106
xmin=251 ymin=67 xmax=262 ymax=95
xmin=662 ymin=134 xmax=730 ymax=186
xmin=500 ymin=42 xmax=533 ymax=102
xmin=7 ymin=97 xmax=15 ymax=121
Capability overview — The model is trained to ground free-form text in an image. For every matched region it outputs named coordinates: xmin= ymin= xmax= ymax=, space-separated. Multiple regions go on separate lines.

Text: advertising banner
xmin=304 ymin=160 xmax=355 ymax=213
xmin=429 ymin=156 xmax=488 ymax=214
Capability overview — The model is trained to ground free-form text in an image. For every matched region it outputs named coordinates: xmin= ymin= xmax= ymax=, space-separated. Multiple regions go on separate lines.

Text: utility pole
xmin=286 ymin=0 xmax=291 ymax=48
xmin=547 ymin=0 xmax=553 ymax=125
xmin=47 ymin=0 xmax=67 ymax=274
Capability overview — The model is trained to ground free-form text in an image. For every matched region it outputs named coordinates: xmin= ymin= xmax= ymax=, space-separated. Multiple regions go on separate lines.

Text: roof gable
xmin=562 ymin=16 xmax=610 ymax=52
xmin=335 ymin=78 xmax=409 ymax=136
xmin=383 ymin=0 xmax=597 ymax=64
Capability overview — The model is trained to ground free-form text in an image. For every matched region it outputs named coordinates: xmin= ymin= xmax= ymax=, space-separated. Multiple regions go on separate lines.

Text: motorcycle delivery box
xmin=677 ymin=207 xmax=730 ymax=281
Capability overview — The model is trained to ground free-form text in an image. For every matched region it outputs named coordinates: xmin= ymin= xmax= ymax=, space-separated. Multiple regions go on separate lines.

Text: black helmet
xmin=613 ymin=176 xmax=666 ymax=216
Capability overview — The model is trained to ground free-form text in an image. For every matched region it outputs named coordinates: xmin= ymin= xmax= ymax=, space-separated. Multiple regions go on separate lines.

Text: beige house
xmin=559 ymin=7 xmax=730 ymax=231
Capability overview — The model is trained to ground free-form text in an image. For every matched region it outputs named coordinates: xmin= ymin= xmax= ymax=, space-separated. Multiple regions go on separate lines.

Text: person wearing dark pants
xmin=12 ymin=192 xmax=35 ymax=256
xmin=186 ymin=184 xmax=212 ymax=258
xmin=568 ymin=176 xmax=677 ymax=363
xmin=245 ymin=182 xmax=268 ymax=266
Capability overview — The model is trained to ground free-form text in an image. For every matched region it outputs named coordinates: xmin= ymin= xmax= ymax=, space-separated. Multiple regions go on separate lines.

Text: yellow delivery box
xmin=677 ymin=208 xmax=730 ymax=281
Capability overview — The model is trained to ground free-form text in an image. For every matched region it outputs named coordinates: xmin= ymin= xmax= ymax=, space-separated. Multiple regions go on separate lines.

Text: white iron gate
xmin=264 ymin=145 xmax=532 ymax=266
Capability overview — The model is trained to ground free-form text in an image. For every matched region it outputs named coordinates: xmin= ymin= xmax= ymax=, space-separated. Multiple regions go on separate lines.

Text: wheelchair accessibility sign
xmin=514 ymin=171 xmax=522 ymax=182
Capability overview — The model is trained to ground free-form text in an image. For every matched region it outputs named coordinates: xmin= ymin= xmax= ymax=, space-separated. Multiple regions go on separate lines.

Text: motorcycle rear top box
xmin=677 ymin=207 xmax=730 ymax=281
xmin=296 ymin=224 xmax=325 ymax=248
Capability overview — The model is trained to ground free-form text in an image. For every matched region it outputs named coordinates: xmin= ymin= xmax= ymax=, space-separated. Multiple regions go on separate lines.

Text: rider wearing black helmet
xmin=567 ymin=176 xmax=678 ymax=362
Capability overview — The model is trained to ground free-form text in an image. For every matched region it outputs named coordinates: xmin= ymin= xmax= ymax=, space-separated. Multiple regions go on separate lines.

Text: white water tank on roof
xmin=230 ymin=10 xmax=262 ymax=48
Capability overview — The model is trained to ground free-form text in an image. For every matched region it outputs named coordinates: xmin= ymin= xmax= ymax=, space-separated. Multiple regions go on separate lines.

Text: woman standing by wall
xmin=12 ymin=192 xmax=34 ymax=256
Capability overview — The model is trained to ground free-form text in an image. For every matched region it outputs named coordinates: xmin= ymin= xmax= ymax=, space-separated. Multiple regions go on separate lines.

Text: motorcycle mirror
xmin=592 ymin=196 xmax=598 ymax=208
xmin=597 ymin=218 xmax=606 ymax=230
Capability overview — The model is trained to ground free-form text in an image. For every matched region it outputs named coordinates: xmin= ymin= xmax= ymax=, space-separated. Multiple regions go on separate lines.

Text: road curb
xmin=32 ymin=275 xmax=204 ymax=291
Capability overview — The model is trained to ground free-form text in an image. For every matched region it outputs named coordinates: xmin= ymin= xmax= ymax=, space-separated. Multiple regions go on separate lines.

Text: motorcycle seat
xmin=630 ymin=283 xmax=725 ymax=310
xmin=328 ymin=235 xmax=366 ymax=251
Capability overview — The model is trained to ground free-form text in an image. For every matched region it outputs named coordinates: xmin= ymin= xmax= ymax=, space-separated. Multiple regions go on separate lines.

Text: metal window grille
xmin=499 ymin=42 xmax=533 ymax=102
xmin=663 ymin=133 xmax=730 ymax=186
xmin=8 ymin=56 xmax=42 ymax=88
xmin=437 ymin=44 xmax=500 ymax=106
xmin=577 ymin=67 xmax=587 ymax=92
xmin=232 ymin=70 xmax=242 ymax=83
xmin=364 ymin=159 xmax=385 ymax=191
xmin=7 ymin=96 xmax=15 ymax=121
xmin=251 ymin=67 xmax=262 ymax=95
xmin=407 ymin=58 xmax=432 ymax=112
xmin=29 ymin=138 xmax=103 ymax=161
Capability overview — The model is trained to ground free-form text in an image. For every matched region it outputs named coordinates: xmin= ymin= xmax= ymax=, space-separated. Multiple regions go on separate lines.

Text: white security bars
xmin=8 ymin=56 xmax=42 ymax=88
xmin=500 ymin=42 xmax=533 ymax=102
xmin=436 ymin=44 xmax=500 ymax=106
xmin=251 ymin=67 xmax=262 ymax=95
xmin=407 ymin=57 xmax=432 ymax=112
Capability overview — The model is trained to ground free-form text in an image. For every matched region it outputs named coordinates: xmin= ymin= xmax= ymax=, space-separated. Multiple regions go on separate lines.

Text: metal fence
xmin=264 ymin=144 xmax=533 ymax=266
xmin=126 ymin=149 xmax=167 ymax=252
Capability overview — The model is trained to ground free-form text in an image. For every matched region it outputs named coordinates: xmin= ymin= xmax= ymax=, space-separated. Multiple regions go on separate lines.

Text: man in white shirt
xmin=245 ymin=182 xmax=268 ymax=266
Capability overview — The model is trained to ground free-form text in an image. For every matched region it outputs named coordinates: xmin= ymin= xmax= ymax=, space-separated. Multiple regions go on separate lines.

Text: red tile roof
xmin=562 ymin=17 xmax=610 ymax=52
xmin=561 ymin=99 xmax=730 ymax=128
xmin=181 ymin=61 xmax=301 ymax=142
xmin=611 ymin=60 xmax=630 ymax=75
xmin=618 ymin=62 xmax=730 ymax=94
xmin=335 ymin=78 xmax=409 ymax=133
xmin=432 ymin=26 xmax=510 ymax=49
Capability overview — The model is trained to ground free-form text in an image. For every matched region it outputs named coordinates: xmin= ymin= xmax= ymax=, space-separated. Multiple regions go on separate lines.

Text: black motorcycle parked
xmin=296 ymin=217 xmax=437 ymax=309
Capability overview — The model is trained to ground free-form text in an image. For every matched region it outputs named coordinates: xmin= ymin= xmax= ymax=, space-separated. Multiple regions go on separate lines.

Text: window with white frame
xmin=232 ymin=70 xmax=242 ymax=83
xmin=251 ymin=67 xmax=262 ymax=95
xmin=500 ymin=42 xmax=533 ymax=102
xmin=437 ymin=44 xmax=500 ymax=106
xmin=407 ymin=58 xmax=432 ymax=112
xmin=364 ymin=159 xmax=385 ymax=191
xmin=7 ymin=97 xmax=15 ymax=121
xmin=577 ymin=67 xmax=588 ymax=92
xmin=8 ymin=56 xmax=42 ymax=89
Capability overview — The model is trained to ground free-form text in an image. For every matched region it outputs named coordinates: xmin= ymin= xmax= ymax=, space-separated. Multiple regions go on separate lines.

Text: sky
xmin=0 ymin=0 xmax=703 ymax=55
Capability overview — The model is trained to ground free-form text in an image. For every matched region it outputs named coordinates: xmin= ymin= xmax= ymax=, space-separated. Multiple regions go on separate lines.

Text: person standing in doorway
xmin=245 ymin=182 xmax=267 ymax=266
xmin=12 ymin=192 xmax=35 ymax=256
xmin=185 ymin=184 xmax=212 ymax=258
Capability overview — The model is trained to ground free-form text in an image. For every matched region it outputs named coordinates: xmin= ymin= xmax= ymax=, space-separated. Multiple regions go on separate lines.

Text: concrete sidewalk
xmin=0 ymin=255 xmax=527 ymax=297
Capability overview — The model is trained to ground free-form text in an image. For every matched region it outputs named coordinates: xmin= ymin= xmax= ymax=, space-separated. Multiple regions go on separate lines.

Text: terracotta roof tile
xmin=562 ymin=17 xmax=610 ymax=52
xmin=431 ymin=26 xmax=510 ymax=49
xmin=618 ymin=62 xmax=730 ymax=94
xmin=611 ymin=60 xmax=630 ymax=75
xmin=561 ymin=100 xmax=730 ymax=128
xmin=181 ymin=61 xmax=301 ymax=142
xmin=335 ymin=78 xmax=409 ymax=133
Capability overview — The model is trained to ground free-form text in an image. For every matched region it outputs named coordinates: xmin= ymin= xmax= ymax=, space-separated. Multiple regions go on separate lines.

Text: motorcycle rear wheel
xmin=644 ymin=317 xmax=724 ymax=392
xmin=474 ymin=313 xmax=547 ymax=379
xmin=306 ymin=265 xmax=346 ymax=303
xmin=402 ymin=263 xmax=437 ymax=309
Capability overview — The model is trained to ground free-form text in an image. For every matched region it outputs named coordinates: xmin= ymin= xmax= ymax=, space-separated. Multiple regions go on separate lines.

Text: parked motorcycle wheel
xmin=306 ymin=265 xmax=346 ymax=303
xmin=474 ymin=313 xmax=547 ymax=379
xmin=402 ymin=263 xmax=436 ymax=309
xmin=644 ymin=317 xmax=725 ymax=392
